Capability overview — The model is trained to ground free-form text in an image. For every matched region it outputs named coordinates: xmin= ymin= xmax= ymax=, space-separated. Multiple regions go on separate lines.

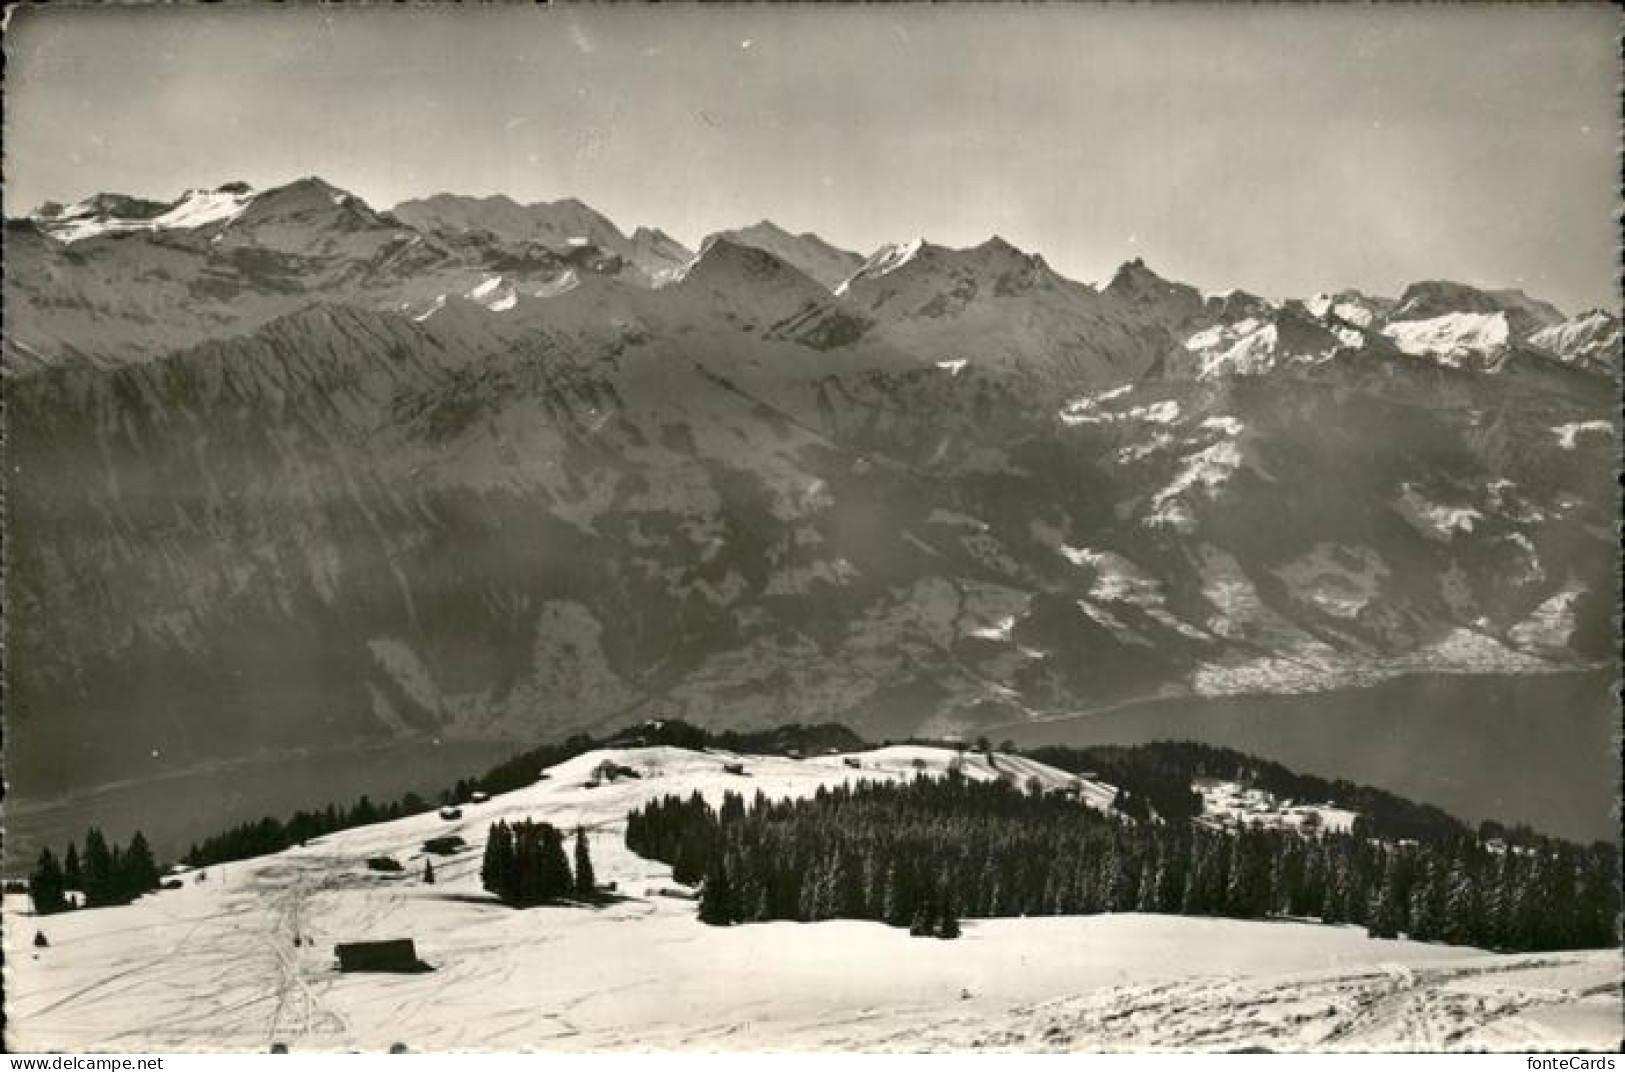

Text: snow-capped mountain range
xmin=4 ymin=177 xmax=1617 ymax=816
xmin=11 ymin=177 xmax=1617 ymax=377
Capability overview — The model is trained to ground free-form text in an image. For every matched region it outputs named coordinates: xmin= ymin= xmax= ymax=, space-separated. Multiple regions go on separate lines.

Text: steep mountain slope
xmin=837 ymin=239 xmax=1181 ymax=387
xmin=1529 ymin=309 xmax=1622 ymax=377
xmin=391 ymin=192 xmax=628 ymax=251
xmin=665 ymin=238 xmax=872 ymax=347
xmin=5 ymin=177 xmax=1617 ymax=821
xmin=699 ymin=221 xmax=863 ymax=290
xmin=391 ymin=192 xmax=691 ymax=285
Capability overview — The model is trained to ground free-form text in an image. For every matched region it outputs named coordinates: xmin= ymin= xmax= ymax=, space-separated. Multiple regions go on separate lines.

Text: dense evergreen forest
xmin=624 ymin=774 xmax=1620 ymax=952
xmin=29 ymin=828 xmax=161 ymax=914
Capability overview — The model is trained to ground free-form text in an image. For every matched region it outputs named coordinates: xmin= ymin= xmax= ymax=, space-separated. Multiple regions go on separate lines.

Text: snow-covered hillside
xmin=5 ymin=745 xmax=1617 ymax=1053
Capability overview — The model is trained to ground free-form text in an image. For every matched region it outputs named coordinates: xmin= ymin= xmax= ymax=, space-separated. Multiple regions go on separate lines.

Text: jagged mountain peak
xmin=1203 ymin=288 xmax=1275 ymax=323
xmin=840 ymin=236 xmax=1060 ymax=295
xmin=734 ymin=219 xmax=800 ymax=241
xmin=700 ymin=220 xmax=863 ymax=291
xmin=678 ymin=236 xmax=823 ymax=289
xmin=1104 ymin=257 xmax=1205 ymax=327
xmin=1107 ymin=256 xmax=1177 ymax=292
xmin=664 ymin=237 xmax=871 ymax=348
xmin=240 ymin=176 xmax=368 ymax=215
xmin=631 ymin=224 xmax=680 ymax=244
xmin=972 ymin=234 xmax=1027 ymax=258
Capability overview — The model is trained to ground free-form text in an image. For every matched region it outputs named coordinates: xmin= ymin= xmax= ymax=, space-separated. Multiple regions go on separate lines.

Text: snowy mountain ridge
xmin=13 ymin=176 xmax=1619 ymax=384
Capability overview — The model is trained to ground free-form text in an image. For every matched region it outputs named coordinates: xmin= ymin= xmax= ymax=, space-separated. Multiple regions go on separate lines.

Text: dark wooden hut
xmin=334 ymin=939 xmax=432 ymax=973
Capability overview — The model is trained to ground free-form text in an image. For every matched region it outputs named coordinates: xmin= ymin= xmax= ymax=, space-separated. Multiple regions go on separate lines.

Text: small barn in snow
xmin=334 ymin=939 xmax=432 ymax=973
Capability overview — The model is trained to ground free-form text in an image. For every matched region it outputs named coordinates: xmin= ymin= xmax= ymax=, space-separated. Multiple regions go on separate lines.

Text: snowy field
xmin=4 ymin=746 xmax=1619 ymax=1053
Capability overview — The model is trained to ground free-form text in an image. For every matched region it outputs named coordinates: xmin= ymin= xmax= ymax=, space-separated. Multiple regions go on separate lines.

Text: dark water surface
xmin=4 ymin=739 xmax=522 ymax=873
xmin=7 ymin=670 xmax=1616 ymax=874
xmin=1004 ymin=670 xmax=1619 ymax=844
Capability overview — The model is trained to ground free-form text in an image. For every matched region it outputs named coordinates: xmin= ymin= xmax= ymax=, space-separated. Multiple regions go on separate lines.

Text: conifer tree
xmin=63 ymin=843 xmax=82 ymax=895
xmin=122 ymin=832 xmax=160 ymax=898
xmin=573 ymin=827 xmax=596 ymax=896
xmin=699 ymin=857 xmax=735 ymax=925
xmin=82 ymin=829 xmax=115 ymax=907
xmin=538 ymin=824 xmax=574 ymax=901
xmin=1442 ymin=859 xmax=1481 ymax=946
xmin=1366 ymin=851 xmax=1406 ymax=940
xmin=423 ymin=859 xmax=436 ymax=884
xmin=29 ymin=849 xmax=67 ymax=915
xmin=482 ymin=821 xmax=515 ymax=900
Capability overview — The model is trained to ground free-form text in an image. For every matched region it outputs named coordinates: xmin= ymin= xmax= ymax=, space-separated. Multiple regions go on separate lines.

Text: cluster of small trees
xmin=624 ymin=775 xmax=1619 ymax=952
xmin=29 ymin=829 xmax=160 ymax=914
xmin=480 ymin=821 xmax=597 ymax=907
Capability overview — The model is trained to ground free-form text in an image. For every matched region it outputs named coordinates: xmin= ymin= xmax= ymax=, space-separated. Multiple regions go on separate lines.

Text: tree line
xmin=480 ymin=821 xmax=598 ymax=907
xmin=182 ymin=791 xmax=445 ymax=868
xmin=29 ymin=828 xmax=161 ymax=914
xmin=174 ymin=719 xmax=854 ymax=871
xmin=624 ymin=774 xmax=1619 ymax=953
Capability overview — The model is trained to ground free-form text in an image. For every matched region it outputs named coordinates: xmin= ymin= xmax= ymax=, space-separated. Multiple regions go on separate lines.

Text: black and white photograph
xmin=1 ymin=3 xmax=1620 ymax=1055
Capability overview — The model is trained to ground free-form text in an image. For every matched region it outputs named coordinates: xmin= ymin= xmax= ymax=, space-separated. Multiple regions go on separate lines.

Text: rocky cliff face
xmin=6 ymin=179 xmax=1616 ymax=800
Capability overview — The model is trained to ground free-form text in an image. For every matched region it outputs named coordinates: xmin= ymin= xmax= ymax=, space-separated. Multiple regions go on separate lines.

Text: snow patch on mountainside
xmin=1507 ymin=583 xmax=1586 ymax=655
xmin=1060 ymin=546 xmax=1165 ymax=608
xmin=466 ymin=276 xmax=518 ymax=312
xmin=835 ymin=238 xmax=927 ymax=294
xmin=39 ymin=186 xmax=257 ymax=243
xmin=1273 ymin=544 xmax=1389 ymax=620
xmin=1552 ymin=420 xmax=1612 ymax=450
xmin=1529 ymin=310 xmax=1621 ymax=374
xmin=1200 ymin=416 xmax=1245 ymax=437
xmin=1392 ymin=484 xmax=1483 ymax=541
xmin=1183 ymin=319 xmax=1283 ymax=376
xmin=1383 ymin=313 xmax=1510 ymax=365
xmin=1146 ymin=441 xmax=1258 ymax=531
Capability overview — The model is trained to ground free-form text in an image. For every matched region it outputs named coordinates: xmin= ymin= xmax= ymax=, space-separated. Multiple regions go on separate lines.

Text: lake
xmin=1001 ymin=670 xmax=1619 ymax=844
xmin=3 ymin=738 xmax=524 ymax=874
xmin=7 ymin=670 xmax=1616 ymax=876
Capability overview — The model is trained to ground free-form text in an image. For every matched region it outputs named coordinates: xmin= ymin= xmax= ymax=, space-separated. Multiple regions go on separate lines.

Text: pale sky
xmin=5 ymin=5 xmax=1619 ymax=312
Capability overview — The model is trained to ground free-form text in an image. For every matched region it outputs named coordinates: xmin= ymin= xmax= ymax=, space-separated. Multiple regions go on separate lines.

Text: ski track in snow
xmin=5 ymin=746 xmax=1619 ymax=1053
